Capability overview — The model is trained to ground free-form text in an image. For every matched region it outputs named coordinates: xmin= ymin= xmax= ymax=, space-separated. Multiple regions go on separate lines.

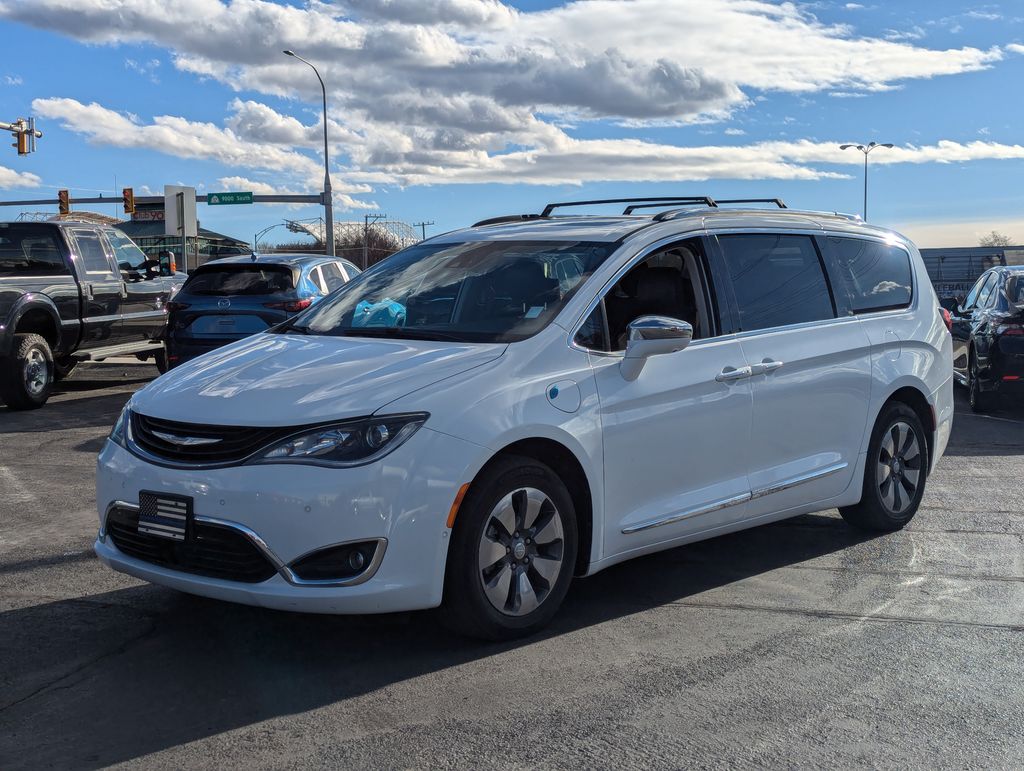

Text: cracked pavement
xmin=1 ymin=362 xmax=1023 ymax=768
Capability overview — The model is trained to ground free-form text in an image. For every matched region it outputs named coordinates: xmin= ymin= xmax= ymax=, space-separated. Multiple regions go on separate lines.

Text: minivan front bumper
xmin=95 ymin=426 xmax=483 ymax=614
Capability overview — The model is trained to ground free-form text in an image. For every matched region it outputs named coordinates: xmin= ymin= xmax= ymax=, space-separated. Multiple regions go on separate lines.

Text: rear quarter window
xmin=826 ymin=237 xmax=913 ymax=313
xmin=184 ymin=265 xmax=294 ymax=296
xmin=0 ymin=225 xmax=69 ymax=277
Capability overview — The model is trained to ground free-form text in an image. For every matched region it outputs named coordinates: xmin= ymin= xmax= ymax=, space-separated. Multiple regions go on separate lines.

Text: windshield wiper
xmin=335 ymin=327 xmax=469 ymax=343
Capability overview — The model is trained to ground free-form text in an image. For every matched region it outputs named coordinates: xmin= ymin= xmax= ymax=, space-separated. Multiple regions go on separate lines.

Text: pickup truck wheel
xmin=53 ymin=357 xmax=79 ymax=382
xmin=0 ymin=333 xmax=54 ymax=410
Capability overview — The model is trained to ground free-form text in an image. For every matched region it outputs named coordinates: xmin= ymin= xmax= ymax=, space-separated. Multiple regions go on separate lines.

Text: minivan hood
xmin=131 ymin=333 xmax=507 ymax=426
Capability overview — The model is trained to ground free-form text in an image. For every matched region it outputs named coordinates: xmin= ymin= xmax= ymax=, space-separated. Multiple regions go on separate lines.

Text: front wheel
xmin=440 ymin=455 xmax=578 ymax=641
xmin=840 ymin=402 xmax=928 ymax=532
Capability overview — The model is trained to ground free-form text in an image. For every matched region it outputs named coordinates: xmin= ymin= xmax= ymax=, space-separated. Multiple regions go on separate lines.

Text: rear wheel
xmin=0 ymin=333 xmax=54 ymax=410
xmin=840 ymin=402 xmax=928 ymax=532
xmin=968 ymin=351 xmax=991 ymax=413
xmin=440 ymin=455 xmax=578 ymax=641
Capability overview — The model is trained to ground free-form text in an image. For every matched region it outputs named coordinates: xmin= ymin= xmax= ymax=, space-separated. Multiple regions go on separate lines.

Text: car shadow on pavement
xmin=0 ymin=513 xmax=879 ymax=768
xmin=0 ymin=392 xmax=131 ymax=432
xmin=943 ymin=390 xmax=1024 ymax=457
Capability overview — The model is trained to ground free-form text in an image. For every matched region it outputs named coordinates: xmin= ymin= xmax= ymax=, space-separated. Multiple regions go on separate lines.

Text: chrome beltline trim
xmin=102 ymin=502 xmax=386 ymax=588
xmin=621 ymin=461 xmax=849 ymax=534
xmin=748 ymin=461 xmax=849 ymax=500
xmin=622 ymin=492 xmax=751 ymax=534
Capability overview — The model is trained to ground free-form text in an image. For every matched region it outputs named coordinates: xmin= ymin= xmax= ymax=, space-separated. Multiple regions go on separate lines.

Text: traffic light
xmin=122 ymin=187 xmax=135 ymax=215
xmin=14 ymin=131 xmax=27 ymax=155
xmin=58 ymin=189 xmax=70 ymax=215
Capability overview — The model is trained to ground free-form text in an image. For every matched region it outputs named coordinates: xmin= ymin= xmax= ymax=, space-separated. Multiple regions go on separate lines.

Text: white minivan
xmin=96 ymin=198 xmax=954 ymax=639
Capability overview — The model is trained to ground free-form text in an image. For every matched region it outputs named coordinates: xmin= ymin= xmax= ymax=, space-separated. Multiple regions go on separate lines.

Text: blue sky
xmin=1 ymin=0 xmax=1023 ymax=246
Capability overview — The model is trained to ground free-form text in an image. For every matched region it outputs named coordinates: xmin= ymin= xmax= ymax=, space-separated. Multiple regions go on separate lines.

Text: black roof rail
xmin=471 ymin=214 xmax=543 ymax=228
xmin=540 ymin=196 xmax=715 ymax=217
xmin=622 ymin=198 xmax=716 ymax=215
xmin=712 ymin=198 xmax=787 ymax=208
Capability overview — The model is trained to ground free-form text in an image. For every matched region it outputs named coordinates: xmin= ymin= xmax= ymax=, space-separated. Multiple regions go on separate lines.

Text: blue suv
xmin=165 ymin=254 xmax=360 ymax=368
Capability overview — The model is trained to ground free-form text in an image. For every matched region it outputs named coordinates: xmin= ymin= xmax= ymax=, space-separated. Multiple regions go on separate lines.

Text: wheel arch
xmin=876 ymin=384 xmax=936 ymax=473
xmin=5 ymin=297 xmax=62 ymax=355
xmin=468 ymin=437 xmax=595 ymax=577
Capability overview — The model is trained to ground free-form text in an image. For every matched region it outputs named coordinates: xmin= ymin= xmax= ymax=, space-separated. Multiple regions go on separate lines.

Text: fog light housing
xmin=288 ymin=540 xmax=384 ymax=583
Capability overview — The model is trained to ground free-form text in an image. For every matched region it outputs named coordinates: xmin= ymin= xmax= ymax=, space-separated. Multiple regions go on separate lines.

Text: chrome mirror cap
xmin=620 ymin=315 xmax=693 ymax=381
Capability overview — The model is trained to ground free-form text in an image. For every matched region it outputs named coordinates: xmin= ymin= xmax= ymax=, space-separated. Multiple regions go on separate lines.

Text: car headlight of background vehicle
xmin=250 ymin=413 xmax=428 ymax=467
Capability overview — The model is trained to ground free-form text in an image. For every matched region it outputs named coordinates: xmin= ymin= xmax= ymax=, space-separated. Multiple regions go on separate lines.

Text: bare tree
xmin=979 ymin=230 xmax=1013 ymax=247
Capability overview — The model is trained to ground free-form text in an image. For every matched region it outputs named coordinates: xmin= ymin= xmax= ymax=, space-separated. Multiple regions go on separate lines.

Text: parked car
xmin=950 ymin=265 xmax=1024 ymax=411
xmin=0 ymin=221 xmax=183 ymax=410
xmin=164 ymin=254 xmax=360 ymax=367
xmin=95 ymin=198 xmax=953 ymax=640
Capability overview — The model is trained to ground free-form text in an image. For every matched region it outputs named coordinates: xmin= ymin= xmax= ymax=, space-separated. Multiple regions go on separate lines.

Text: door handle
xmin=750 ymin=358 xmax=784 ymax=376
xmin=120 ymin=281 xmax=128 ymax=299
xmin=716 ymin=365 xmax=752 ymax=382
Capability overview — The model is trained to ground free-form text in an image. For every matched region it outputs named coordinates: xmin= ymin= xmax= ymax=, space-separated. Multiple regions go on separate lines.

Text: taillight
xmin=165 ymin=301 xmax=190 ymax=312
xmin=939 ymin=307 xmax=952 ymax=333
xmin=996 ymin=324 xmax=1024 ymax=336
xmin=263 ymin=298 xmax=313 ymax=312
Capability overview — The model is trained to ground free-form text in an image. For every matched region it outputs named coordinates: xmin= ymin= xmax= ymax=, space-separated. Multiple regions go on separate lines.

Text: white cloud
xmin=1007 ymin=43 xmax=1024 ymax=55
xmin=216 ymin=175 xmax=377 ymax=210
xmin=724 ymin=128 xmax=746 ymax=136
xmin=844 ymin=3 xmax=865 ymax=9
xmin=124 ymin=57 xmax=161 ymax=83
xmin=3 ymin=74 xmax=22 ymax=86
xmin=0 ymin=165 xmax=41 ymax=189
xmin=4 ymin=0 xmax=1019 ymax=196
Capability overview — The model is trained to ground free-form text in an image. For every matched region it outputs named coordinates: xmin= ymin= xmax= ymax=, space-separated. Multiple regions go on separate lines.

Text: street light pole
xmin=839 ymin=141 xmax=894 ymax=222
xmin=284 ymin=50 xmax=335 ymax=257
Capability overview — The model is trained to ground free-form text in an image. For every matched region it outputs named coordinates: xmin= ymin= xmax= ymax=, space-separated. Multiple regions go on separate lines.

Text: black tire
xmin=53 ymin=357 xmax=78 ymax=382
xmin=155 ymin=346 xmax=169 ymax=374
xmin=440 ymin=455 xmax=578 ymax=641
xmin=0 ymin=333 xmax=54 ymax=410
xmin=840 ymin=402 xmax=928 ymax=532
xmin=968 ymin=351 xmax=991 ymax=413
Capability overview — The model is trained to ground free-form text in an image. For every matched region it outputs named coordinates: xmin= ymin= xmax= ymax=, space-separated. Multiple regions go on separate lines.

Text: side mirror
xmin=158 ymin=251 xmax=175 ymax=276
xmin=620 ymin=315 xmax=693 ymax=381
xmin=938 ymin=297 xmax=959 ymax=314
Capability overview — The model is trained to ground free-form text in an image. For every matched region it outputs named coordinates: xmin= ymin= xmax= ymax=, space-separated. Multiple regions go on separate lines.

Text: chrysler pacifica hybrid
xmin=95 ymin=197 xmax=954 ymax=639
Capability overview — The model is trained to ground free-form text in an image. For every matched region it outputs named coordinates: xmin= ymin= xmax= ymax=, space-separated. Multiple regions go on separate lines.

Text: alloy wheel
xmin=24 ymin=348 xmax=49 ymax=397
xmin=477 ymin=487 xmax=564 ymax=616
xmin=877 ymin=421 xmax=922 ymax=514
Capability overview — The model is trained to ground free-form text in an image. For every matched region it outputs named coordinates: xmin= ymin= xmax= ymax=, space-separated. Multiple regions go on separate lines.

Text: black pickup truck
xmin=0 ymin=221 xmax=185 ymax=410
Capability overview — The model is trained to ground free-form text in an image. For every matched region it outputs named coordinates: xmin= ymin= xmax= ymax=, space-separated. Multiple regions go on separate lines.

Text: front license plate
xmin=138 ymin=491 xmax=192 ymax=541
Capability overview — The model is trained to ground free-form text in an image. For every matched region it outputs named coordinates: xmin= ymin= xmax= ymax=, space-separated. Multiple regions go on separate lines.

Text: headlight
xmin=109 ymin=406 xmax=129 ymax=448
xmin=249 ymin=413 xmax=428 ymax=467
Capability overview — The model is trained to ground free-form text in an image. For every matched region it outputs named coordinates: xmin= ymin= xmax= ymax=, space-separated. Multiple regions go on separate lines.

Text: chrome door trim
xmin=749 ymin=461 xmax=849 ymax=500
xmin=620 ymin=460 xmax=850 ymax=535
xmin=621 ymin=492 xmax=751 ymax=534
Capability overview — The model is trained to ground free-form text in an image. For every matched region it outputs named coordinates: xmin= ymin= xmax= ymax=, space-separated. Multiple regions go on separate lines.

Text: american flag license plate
xmin=138 ymin=491 xmax=192 ymax=541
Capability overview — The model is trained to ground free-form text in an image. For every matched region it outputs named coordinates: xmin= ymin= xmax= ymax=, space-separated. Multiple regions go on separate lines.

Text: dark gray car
xmin=165 ymin=254 xmax=360 ymax=368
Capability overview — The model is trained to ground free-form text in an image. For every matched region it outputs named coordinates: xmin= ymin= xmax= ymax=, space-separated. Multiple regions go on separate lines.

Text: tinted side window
xmin=976 ymin=273 xmax=998 ymax=309
xmin=962 ymin=274 xmax=987 ymax=309
xmin=0 ymin=225 xmax=68 ymax=276
xmin=73 ymin=230 xmax=114 ymax=274
xmin=717 ymin=234 xmax=834 ymax=332
xmin=827 ymin=237 xmax=913 ymax=313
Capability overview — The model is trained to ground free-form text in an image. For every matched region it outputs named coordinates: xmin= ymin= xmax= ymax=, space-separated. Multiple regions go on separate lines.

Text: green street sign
xmin=207 ymin=192 xmax=253 ymax=205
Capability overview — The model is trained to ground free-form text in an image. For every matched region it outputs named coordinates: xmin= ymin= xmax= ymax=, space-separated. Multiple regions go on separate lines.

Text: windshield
xmin=283 ymin=240 xmax=613 ymax=343
xmin=184 ymin=264 xmax=294 ymax=296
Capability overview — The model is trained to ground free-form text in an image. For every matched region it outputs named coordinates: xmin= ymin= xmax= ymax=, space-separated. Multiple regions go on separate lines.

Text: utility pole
xmin=363 ymin=213 xmax=387 ymax=269
xmin=413 ymin=220 xmax=434 ymax=241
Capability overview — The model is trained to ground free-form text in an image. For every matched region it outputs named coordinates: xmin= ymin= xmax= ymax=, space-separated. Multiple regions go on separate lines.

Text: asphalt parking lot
xmin=1 ymin=363 xmax=1023 ymax=769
